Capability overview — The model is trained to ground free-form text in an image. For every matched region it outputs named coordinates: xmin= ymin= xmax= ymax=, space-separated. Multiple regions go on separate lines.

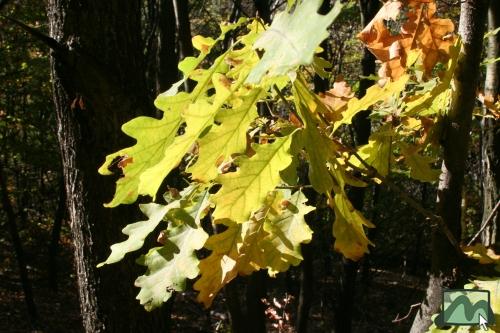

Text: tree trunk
xmin=254 ymin=0 xmax=271 ymax=24
xmin=410 ymin=1 xmax=489 ymax=332
xmin=156 ymin=0 xmax=178 ymax=93
xmin=296 ymin=2 xmax=333 ymax=331
xmin=47 ymin=1 xmax=170 ymax=331
xmin=172 ymin=0 xmax=194 ymax=92
xmin=225 ymin=278 xmax=247 ymax=333
xmin=481 ymin=0 xmax=500 ymax=247
xmin=0 ymin=158 xmax=38 ymax=325
xmin=296 ymin=240 xmax=314 ymax=333
xmin=334 ymin=2 xmax=379 ymax=332
xmin=246 ymin=271 xmax=267 ymax=333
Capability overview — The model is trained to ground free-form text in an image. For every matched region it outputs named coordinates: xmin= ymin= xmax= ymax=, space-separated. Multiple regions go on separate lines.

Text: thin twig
xmin=467 ymin=200 xmax=500 ymax=246
xmin=273 ymin=84 xmax=304 ymax=123
xmin=392 ymin=303 xmax=421 ymax=323
xmin=273 ymin=85 xmax=293 ymax=110
xmin=276 ymin=185 xmax=313 ymax=190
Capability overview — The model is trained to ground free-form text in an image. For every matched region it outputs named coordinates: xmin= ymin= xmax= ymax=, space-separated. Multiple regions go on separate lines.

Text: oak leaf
xmin=358 ymin=0 xmax=455 ymax=79
xmin=195 ymin=191 xmax=314 ymax=307
xmin=332 ymin=193 xmax=375 ymax=261
xmin=319 ymin=77 xmax=355 ymax=122
xmin=211 ymin=133 xmax=296 ymax=223
xmin=246 ymin=0 xmax=343 ymax=83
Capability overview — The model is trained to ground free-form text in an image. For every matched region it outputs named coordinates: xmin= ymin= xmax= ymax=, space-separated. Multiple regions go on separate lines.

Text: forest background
xmin=0 ymin=0 xmax=499 ymax=332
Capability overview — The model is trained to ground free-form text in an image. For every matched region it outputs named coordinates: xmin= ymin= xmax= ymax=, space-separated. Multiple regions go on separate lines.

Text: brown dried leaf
xmin=478 ymin=93 xmax=500 ymax=119
xmin=358 ymin=0 xmax=455 ymax=79
xmin=318 ymin=77 xmax=354 ymax=122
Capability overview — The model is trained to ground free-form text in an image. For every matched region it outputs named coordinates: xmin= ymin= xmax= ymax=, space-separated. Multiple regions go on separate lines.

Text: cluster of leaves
xmin=97 ymin=0 xmax=496 ymax=315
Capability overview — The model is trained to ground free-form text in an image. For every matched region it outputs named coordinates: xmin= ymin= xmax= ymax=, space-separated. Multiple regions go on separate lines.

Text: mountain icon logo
xmin=434 ymin=289 xmax=495 ymax=329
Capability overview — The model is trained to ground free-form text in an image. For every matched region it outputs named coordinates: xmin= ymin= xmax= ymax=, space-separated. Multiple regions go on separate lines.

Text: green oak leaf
xmin=332 ymin=193 xmax=375 ymax=261
xmin=195 ymin=190 xmax=314 ymax=306
xmin=261 ymin=190 xmax=314 ymax=276
xmin=98 ymin=103 xmax=184 ymax=207
xmin=246 ymin=0 xmax=343 ymax=83
xmin=101 ymin=47 xmax=242 ymax=205
xmin=293 ymin=78 xmax=336 ymax=193
xmin=134 ymin=188 xmax=210 ymax=311
xmin=211 ymin=132 xmax=296 ymax=223
xmin=97 ymin=203 xmax=169 ymax=267
xmin=138 ymin=72 xmax=233 ymax=200
xmin=400 ymin=144 xmax=440 ymax=183
xmin=135 ymin=222 xmax=208 ymax=311
xmin=97 ymin=185 xmax=206 ymax=267
xmin=188 ymin=88 xmax=263 ymax=182
xmin=350 ymin=125 xmax=395 ymax=177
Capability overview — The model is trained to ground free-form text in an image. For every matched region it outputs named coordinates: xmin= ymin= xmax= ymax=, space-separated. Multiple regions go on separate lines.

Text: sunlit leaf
xmin=211 ymin=133 xmax=296 ymax=222
xmin=247 ymin=0 xmax=343 ymax=83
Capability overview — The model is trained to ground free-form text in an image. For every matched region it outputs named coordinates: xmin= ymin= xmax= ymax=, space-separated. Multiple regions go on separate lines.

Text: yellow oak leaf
xmin=332 ymin=193 xmax=375 ymax=261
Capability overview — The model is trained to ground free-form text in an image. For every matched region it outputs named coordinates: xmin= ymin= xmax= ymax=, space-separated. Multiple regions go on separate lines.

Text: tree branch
xmin=346 ymin=149 xmax=463 ymax=256
xmin=0 ymin=15 xmax=65 ymax=53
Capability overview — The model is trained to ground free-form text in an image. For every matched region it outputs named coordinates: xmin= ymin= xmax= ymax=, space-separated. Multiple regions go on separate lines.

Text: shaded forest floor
xmin=0 ymin=236 xmax=427 ymax=333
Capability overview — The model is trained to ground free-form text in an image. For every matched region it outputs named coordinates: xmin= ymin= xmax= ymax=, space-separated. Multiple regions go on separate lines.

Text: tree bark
xmin=47 ymin=1 xmax=170 ymax=331
xmin=481 ymin=0 xmax=500 ymax=247
xmin=410 ymin=1 xmax=489 ymax=332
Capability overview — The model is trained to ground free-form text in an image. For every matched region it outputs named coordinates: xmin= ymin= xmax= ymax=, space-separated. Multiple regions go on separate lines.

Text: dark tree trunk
xmin=334 ymin=2 xmax=379 ymax=332
xmin=172 ymin=0 xmax=194 ymax=92
xmin=410 ymin=1 xmax=489 ymax=332
xmin=47 ymin=1 xmax=170 ymax=332
xmin=353 ymin=0 xmax=379 ymax=146
xmin=172 ymin=0 xmax=193 ymax=60
xmin=0 ymin=159 xmax=38 ymax=325
xmin=481 ymin=0 xmax=500 ymax=247
xmin=246 ymin=271 xmax=267 ymax=333
xmin=223 ymin=0 xmax=241 ymax=50
xmin=296 ymin=241 xmax=314 ymax=333
xmin=48 ymin=177 xmax=66 ymax=291
xmin=224 ymin=273 xmax=267 ymax=333
xmin=225 ymin=278 xmax=247 ymax=333
xmin=253 ymin=0 xmax=272 ymax=117
xmin=296 ymin=2 xmax=332 ymax=331
xmin=254 ymin=0 xmax=271 ymax=24
xmin=156 ymin=0 xmax=178 ymax=93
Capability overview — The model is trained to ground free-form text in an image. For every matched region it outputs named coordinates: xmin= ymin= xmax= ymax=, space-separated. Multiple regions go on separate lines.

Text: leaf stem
xmin=275 ymin=185 xmax=313 ymax=190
